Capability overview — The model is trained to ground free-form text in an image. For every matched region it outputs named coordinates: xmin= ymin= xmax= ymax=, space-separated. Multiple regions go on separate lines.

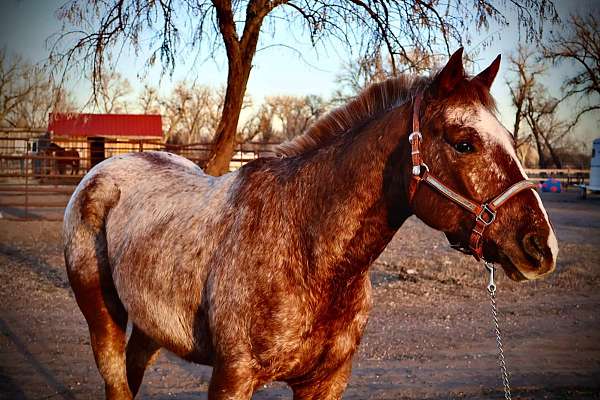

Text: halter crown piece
xmin=407 ymin=93 xmax=538 ymax=261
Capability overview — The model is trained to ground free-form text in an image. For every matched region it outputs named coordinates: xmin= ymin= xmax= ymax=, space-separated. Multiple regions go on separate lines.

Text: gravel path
xmin=1 ymin=191 xmax=599 ymax=399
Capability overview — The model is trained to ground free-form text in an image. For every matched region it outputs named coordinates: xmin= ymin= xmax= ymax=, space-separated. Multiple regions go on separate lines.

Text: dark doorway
xmin=88 ymin=137 xmax=106 ymax=168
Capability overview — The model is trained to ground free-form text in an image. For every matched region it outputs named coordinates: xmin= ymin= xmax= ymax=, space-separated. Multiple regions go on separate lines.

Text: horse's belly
xmin=110 ymin=247 xmax=214 ymax=362
xmin=119 ymin=282 xmax=213 ymax=362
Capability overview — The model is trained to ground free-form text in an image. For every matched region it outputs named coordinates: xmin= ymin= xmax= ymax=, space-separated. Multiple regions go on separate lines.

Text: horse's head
xmin=409 ymin=48 xmax=557 ymax=281
xmin=47 ymin=142 xmax=64 ymax=152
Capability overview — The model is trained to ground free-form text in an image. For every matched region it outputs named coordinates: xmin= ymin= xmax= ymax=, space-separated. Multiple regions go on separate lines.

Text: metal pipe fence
xmin=0 ymin=136 xmax=281 ymax=221
xmin=0 ymin=134 xmax=590 ymax=221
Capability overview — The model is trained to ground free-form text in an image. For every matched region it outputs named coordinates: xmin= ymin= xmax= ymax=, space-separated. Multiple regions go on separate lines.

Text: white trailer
xmin=590 ymin=138 xmax=600 ymax=190
xmin=580 ymin=138 xmax=600 ymax=198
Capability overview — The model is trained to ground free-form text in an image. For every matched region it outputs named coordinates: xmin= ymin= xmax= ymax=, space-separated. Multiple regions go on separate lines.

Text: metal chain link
xmin=484 ymin=262 xmax=512 ymax=400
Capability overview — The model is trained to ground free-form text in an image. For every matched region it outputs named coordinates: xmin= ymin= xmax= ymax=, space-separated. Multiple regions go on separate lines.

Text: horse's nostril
xmin=522 ymin=232 xmax=546 ymax=261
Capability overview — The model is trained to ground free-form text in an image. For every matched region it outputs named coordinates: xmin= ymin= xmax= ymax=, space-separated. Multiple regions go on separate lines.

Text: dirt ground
xmin=1 ymin=190 xmax=599 ymax=399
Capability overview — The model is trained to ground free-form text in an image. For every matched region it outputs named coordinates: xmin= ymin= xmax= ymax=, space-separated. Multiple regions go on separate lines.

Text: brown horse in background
xmin=46 ymin=142 xmax=80 ymax=175
xmin=63 ymin=49 xmax=557 ymax=399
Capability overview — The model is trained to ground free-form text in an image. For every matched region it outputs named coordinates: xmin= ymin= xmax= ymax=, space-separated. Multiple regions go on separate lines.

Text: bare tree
xmin=1 ymin=49 xmax=75 ymax=129
xmin=544 ymin=12 xmax=600 ymax=127
xmin=506 ymin=46 xmax=546 ymax=153
xmin=138 ymin=84 xmax=161 ymax=114
xmin=93 ymin=72 xmax=132 ymax=114
xmin=507 ymin=46 xmax=575 ymax=168
xmin=334 ymin=47 xmax=447 ymax=103
xmin=0 ymin=50 xmax=33 ymax=126
xmin=240 ymin=105 xmax=274 ymax=142
xmin=13 ymin=71 xmax=75 ymax=128
xmin=243 ymin=95 xmax=327 ymax=142
xmin=553 ymin=135 xmax=590 ymax=169
xmin=51 ymin=0 xmax=558 ymax=175
xmin=334 ymin=50 xmax=389 ymax=102
xmin=160 ymin=82 xmax=227 ymax=145
xmin=523 ymin=88 xmax=565 ymax=168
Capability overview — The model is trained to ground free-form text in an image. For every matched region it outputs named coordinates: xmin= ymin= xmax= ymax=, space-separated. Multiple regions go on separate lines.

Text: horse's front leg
xmin=208 ymin=361 xmax=257 ymax=400
xmin=289 ymin=358 xmax=353 ymax=400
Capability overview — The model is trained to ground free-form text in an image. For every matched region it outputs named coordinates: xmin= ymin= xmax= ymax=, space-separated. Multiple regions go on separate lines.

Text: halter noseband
xmin=407 ymin=93 xmax=538 ymax=261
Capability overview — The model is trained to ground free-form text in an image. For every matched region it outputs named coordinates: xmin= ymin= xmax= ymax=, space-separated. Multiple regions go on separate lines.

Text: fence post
xmin=24 ymin=154 xmax=29 ymax=220
xmin=240 ymin=142 xmax=244 ymax=165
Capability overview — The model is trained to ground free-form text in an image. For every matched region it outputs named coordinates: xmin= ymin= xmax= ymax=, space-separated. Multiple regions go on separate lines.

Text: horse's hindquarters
xmin=63 ymin=168 xmax=133 ymax=397
xmin=67 ymin=152 xmax=229 ymax=364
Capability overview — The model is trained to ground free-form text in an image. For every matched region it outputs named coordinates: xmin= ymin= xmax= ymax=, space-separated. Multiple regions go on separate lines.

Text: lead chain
xmin=485 ymin=262 xmax=512 ymax=400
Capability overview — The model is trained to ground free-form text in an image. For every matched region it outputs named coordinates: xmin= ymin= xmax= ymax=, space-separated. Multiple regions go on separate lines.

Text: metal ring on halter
xmin=476 ymin=204 xmax=497 ymax=226
xmin=412 ymin=162 xmax=429 ymax=177
xmin=408 ymin=132 xmax=422 ymax=143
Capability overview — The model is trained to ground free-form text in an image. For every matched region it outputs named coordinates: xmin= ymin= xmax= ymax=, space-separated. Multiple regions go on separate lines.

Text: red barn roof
xmin=48 ymin=113 xmax=163 ymax=138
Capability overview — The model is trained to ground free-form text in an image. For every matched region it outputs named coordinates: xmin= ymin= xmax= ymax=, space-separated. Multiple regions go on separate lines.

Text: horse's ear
xmin=430 ymin=47 xmax=465 ymax=96
xmin=473 ymin=54 xmax=501 ymax=90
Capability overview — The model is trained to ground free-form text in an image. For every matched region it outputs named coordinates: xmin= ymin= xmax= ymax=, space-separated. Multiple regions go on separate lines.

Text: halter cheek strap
xmin=407 ymin=93 xmax=538 ymax=260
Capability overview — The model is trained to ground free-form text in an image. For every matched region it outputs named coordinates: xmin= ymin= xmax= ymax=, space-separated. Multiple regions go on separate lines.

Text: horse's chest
xmin=255 ymin=282 xmax=372 ymax=379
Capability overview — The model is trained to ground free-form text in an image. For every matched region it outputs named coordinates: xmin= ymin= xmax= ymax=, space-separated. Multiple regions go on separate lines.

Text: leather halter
xmin=407 ymin=93 xmax=538 ymax=260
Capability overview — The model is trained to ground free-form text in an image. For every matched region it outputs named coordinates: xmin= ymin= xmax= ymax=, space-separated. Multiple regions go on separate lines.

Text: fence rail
xmin=525 ymin=168 xmax=589 ymax=186
xmin=0 ymin=137 xmax=283 ymax=220
xmin=0 ymin=135 xmax=592 ymax=221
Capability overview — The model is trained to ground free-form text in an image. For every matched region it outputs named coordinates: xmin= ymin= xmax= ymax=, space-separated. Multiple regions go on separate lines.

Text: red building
xmin=48 ymin=113 xmax=163 ymax=167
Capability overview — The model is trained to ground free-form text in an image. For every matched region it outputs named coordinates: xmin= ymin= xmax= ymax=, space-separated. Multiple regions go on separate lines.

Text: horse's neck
xmin=295 ymin=105 xmax=413 ymax=282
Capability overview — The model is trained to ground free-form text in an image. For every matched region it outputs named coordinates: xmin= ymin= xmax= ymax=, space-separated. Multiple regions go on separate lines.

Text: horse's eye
xmin=453 ymin=141 xmax=474 ymax=153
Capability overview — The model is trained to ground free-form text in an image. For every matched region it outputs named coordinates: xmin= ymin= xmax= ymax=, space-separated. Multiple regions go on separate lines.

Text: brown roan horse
xmin=63 ymin=48 xmax=558 ymax=399
xmin=46 ymin=142 xmax=80 ymax=175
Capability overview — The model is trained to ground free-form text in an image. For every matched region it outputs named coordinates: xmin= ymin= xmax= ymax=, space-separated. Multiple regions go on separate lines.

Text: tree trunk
xmin=204 ymin=60 xmax=251 ymax=176
xmin=512 ymin=103 xmax=523 ymax=148
xmin=531 ymin=130 xmax=547 ymax=168
xmin=540 ymin=132 xmax=562 ymax=168
xmin=204 ymin=0 xmax=269 ymax=176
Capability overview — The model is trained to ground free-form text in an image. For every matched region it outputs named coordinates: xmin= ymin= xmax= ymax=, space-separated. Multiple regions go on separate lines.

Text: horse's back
xmin=64 ymin=151 xmax=214 ymax=233
xmin=64 ymin=151 xmax=235 ymax=359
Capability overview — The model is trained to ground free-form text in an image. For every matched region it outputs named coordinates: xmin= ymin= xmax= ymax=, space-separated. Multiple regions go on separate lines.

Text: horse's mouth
xmin=500 ymin=261 xmax=528 ymax=282
xmin=444 ymin=235 xmax=533 ymax=282
xmin=495 ymin=250 xmax=533 ymax=282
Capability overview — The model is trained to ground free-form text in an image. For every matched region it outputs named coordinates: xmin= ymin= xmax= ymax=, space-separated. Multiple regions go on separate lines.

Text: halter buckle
xmin=476 ymin=204 xmax=496 ymax=226
xmin=408 ymin=132 xmax=422 ymax=143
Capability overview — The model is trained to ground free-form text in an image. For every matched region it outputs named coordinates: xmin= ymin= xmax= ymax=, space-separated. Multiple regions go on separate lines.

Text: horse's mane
xmin=276 ymin=74 xmax=432 ymax=158
xmin=276 ymin=68 xmax=498 ymax=158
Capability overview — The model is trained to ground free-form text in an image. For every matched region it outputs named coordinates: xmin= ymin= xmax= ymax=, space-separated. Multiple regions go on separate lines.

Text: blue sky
xmin=0 ymin=0 xmax=597 ymax=143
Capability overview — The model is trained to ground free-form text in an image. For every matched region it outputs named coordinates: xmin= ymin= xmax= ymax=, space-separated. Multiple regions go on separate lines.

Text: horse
xmin=45 ymin=142 xmax=80 ymax=175
xmin=63 ymin=48 xmax=558 ymax=399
